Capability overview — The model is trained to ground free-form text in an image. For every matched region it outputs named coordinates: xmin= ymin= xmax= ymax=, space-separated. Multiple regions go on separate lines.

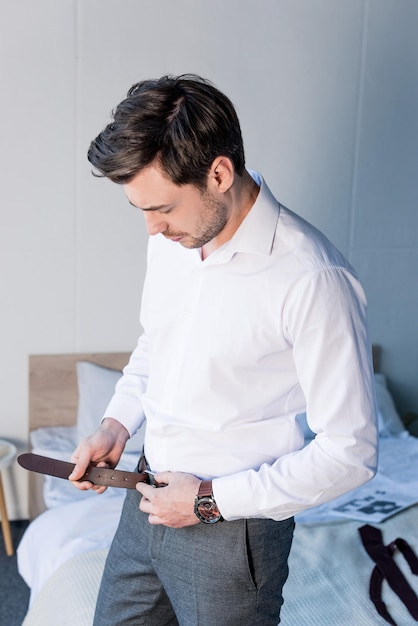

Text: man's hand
xmin=69 ymin=418 xmax=130 ymax=494
xmin=136 ymin=471 xmax=201 ymax=528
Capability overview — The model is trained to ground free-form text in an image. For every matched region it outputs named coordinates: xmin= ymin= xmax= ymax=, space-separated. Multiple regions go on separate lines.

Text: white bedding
xmin=21 ymin=548 xmax=108 ymax=626
xmin=21 ymin=507 xmax=418 ymax=626
xmin=283 ymin=506 xmax=418 ymax=625
xmin=18 ymin=491 xmax=125 ymax=602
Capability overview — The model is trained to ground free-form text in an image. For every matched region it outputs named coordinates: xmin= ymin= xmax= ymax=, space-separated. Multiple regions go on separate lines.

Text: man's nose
xmin=142 ymin=211 xmax=167 ymax=236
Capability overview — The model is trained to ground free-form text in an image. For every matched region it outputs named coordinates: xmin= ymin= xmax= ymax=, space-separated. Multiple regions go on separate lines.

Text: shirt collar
xmin=204 ymin=170 xmax=280 ymax=265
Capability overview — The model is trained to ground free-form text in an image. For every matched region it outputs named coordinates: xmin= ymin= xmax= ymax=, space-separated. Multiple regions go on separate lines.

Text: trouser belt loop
xmin=137 ymin=451 xmax=162 ymax=486
xmin=137 ymin=452 xmax=149 ymax=474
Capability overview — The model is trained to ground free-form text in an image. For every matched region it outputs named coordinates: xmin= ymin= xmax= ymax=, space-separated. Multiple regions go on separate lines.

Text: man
xmin=70 ymin=74 xmax=377 ymax=625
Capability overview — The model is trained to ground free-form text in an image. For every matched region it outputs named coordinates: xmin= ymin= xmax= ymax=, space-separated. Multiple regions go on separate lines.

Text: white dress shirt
xmin=104 ymin=171 xmax=378 ymax=521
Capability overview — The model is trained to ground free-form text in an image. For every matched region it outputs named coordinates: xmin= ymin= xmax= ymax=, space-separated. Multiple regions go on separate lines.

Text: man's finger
xmin=136 ymin=481 xmax=157 ymax=497
xmin=68 ymin=458 xmax=109 ymax=490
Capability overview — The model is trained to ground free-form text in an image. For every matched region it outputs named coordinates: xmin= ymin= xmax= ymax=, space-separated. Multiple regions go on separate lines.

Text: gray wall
xmin=1 ymin=0 xmax=417 ymax=518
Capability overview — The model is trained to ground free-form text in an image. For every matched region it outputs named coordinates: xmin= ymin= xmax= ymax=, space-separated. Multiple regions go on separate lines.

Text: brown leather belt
xmin=18 ymin=452 xmax=151 ymax=489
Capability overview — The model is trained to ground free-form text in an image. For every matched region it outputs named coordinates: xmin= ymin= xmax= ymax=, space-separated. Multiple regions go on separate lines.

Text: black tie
xmin=359 ymin=524 xmax=418 ymax=625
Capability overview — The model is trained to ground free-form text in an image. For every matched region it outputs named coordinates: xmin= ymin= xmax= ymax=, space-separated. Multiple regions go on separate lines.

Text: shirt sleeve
xmin=101 ymin=333 xmax=149 ymax=437
xmin=213 ymin=266 xmax=378 ymax=521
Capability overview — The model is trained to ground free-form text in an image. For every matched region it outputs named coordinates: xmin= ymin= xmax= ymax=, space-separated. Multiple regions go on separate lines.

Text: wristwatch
xmin=194 ymin=480 xmax=223 ymax=524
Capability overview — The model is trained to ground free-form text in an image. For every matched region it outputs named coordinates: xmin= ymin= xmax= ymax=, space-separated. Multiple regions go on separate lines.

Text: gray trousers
xmin=93 ymin=488 xmax=294 ymax=626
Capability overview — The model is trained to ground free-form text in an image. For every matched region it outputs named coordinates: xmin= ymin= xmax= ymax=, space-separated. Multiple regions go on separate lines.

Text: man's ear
xmin=209 ymin=157 xmax=235 ymax=193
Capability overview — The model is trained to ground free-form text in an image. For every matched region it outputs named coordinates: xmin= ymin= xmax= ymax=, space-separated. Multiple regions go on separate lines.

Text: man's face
xmin=124 ymin=164 xmax=229 ymax=250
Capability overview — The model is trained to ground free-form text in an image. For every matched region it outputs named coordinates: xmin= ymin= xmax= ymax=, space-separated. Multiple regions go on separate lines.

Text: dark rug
xmin=0 ymin=520 xmax=30 ymax=626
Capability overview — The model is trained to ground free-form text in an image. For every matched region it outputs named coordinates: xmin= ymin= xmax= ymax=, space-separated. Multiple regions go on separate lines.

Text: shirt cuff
xmin=101 ymin=394 xmax=145 ymax=438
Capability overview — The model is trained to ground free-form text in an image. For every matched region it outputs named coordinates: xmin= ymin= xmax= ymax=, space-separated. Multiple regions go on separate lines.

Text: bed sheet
xmin=17 ymin=490 xmax=125 ymax=604
xmin=281 ymin=505 xmax=418 ymax=625
xmin=21 ymin=505 xmax=418 ymax=626
xmin=21 ymin=548 xmax=108 ymax=626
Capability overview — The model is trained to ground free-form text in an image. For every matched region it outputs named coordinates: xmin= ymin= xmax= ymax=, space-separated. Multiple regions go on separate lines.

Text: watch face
xmin=195 ymin=496 xmax=222 ymax=523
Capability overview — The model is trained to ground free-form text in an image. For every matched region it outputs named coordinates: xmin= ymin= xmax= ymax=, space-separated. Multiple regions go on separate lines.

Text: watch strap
xmin=197 ymin=479 xmax=213 ymax=498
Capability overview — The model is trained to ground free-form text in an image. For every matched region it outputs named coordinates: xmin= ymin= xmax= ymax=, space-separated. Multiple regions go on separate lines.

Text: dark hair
xmin=87 ymin=74 xmax=245 ymax=187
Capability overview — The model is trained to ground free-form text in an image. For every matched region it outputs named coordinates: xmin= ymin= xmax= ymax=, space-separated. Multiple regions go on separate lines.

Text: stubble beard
xmin=165 ymin=191 xmax=229 ymax=249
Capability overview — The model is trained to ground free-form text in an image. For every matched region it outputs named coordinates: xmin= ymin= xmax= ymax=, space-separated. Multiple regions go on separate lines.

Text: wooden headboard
xmin=29 ymin=352 xmax=130 ymax=432
xmin=28 ymin=352 xmax=130 ymax=518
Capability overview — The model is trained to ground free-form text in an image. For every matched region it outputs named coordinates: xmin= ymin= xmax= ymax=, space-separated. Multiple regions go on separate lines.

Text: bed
xmin=17 ymin=349 xmax=418 ymax=625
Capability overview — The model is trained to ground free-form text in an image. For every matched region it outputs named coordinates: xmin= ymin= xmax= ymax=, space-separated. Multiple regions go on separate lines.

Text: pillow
xmin=30 ymin=425 xmax=78 ymax=455
xmin=373 ymin=372 xmax=406 ymax=437
xmin=30 ymin=425 xmax=97 ymax=508
xmin=76 ymin=361 xmax=145 ymax=453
